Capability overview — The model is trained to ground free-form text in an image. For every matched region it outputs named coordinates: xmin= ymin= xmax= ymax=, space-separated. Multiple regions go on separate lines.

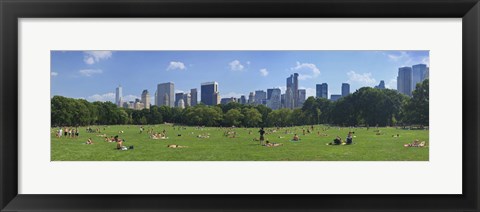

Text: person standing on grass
xmin=259 ymin=127 xmax=265 ymax=145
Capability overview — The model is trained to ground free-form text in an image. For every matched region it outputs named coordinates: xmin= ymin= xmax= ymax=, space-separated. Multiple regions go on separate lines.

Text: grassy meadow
xmin=51 ymin=124 xmax=429 ymax=161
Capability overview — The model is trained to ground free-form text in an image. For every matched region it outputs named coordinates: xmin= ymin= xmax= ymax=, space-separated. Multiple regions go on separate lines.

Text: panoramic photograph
xmin=50 ymin=50 xmax=429 ymax=161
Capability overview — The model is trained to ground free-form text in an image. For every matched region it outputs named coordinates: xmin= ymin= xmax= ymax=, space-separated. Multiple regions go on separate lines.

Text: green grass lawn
xmin=51 ymin=125 xmax=429 ymax=161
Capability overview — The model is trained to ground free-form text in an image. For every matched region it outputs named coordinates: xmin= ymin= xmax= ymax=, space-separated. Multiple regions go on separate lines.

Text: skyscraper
xmin=267 ymin=88 xmax=281 ymax=110
xmin=248 ymin=92 xmax=255 ymax=104
xmin=175 ymin=93 xmax=184 ymax=107
xmin=293 ymin=73 xmax=299 ymax=107
xmin=342 ymin=83 xmax=350 ymax=97
xmin=201 ymin=82 xmax=219 ymax=106
xmin=267 ymin=89 xmax=274 ymax=100
xmin=178 ymin=99 xmax=185 ymax=109
xmin=255 ymin=90 xmax=267 ymax=105
xmin=375 ymin=81 xmax=385 ymax=89
xmin=316 ymin=83 xmax=328 ymax=99
xmin=286 ymin=73 xmax=299 ymax=108
xmin=298 ymin=89 xmax=306 ymax=107
xmin=285 ymin=87 xmax=294 ymax=109
xmin=190 ymin=88 xmax=198 ymax=106
xmin=183 ymin=93 xmax=191 ymax=107
xmin=412 ymin=64 xmax=428 ymax=90
xmin=240 ymin=95 xmax=247 ymax=104
xmin=141 ymin=89 xmax=150 ymax=109
xmin=115 ymin=85 xmax=123 ymax=107
xmin=157 ymin=82 xmax=174 ymax=107
xmin=397 ymin=67 xmax=413 ymax=96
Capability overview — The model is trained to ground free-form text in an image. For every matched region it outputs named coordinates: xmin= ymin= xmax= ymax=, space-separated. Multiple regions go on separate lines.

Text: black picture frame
xmin=1 ymin=0 xmax=479 ymax=211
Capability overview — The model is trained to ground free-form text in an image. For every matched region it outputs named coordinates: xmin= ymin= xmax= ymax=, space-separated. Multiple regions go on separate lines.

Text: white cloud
xmin=229 ymin=60 xmax=245 ymax=71
xmin=123 ymin=95 xmax=139 ymax=102
xmin=167 ymin=61 xmax=186 ymax=71
xmin=79 ymin=69 xmax=103 ymax=77
xmin=51 ymin=72 xmax=58 ymax=77
xmin=83 ymin=51 xmax=112 ymax=65
xmin=87 ymin=92 xmax=115 ymax=102
xmin=291 ymin=62 xmax=320 ymax=80
xmin=246 ymin=61 xmax=251 ymax=65
xmin=386 ymin=51 xmax=409 ymax=62
xmin=385 ymin=79 xmax=397 ymax=90
xmin=347 ymin=71 xmax=376 ymax=86
xmin=259 ymin=68 xmax=269 ymax=77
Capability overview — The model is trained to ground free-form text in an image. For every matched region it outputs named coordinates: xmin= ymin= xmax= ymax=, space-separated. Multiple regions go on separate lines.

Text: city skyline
xmin=51 ymin=50 xmax=429 ymax=103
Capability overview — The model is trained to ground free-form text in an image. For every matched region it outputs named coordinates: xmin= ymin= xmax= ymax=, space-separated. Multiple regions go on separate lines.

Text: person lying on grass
xmin=327 ymin=136 xmax=342 ymax=145
xmin=151 ymin=133 xmax=168 ymax=140
xmin=404 ymin=140 xmax=426 ymax=147
xmin=167 ymin=144 xmax=188 ymax=148
xmin=197 ymin=133 xmax=209 ymax=139
xmin=263 ymin=141 xmax=282 ymax=147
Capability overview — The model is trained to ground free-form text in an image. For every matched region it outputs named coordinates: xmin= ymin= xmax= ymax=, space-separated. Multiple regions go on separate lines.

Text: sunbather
xmin=167 ymin=144 xmax=188 ymax=148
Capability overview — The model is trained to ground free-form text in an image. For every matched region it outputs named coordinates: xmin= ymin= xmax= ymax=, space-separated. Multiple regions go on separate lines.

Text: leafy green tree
xmin=242 ymin=108 xmax=262 ymax=127
xmin=224 ymin=109 xmax=244 ymax=127
xmin=402 ymin=79 xmax=429 ymax=126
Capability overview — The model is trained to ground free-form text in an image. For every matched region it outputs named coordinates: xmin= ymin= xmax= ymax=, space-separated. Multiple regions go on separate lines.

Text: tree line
xmin=51 ymin=80 xmax=429 ymax=127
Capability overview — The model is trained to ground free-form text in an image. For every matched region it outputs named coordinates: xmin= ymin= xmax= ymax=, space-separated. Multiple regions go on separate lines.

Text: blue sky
xmin=51 ymin=50 xmax=429 ymax=103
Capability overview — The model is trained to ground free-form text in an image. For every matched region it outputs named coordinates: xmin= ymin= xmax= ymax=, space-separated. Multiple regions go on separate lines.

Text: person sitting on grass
xmin=114 ymin=135 xmax=124 ymax=150
xmin=327 ymin=136 xmax=342 ymax=145
xmin=263 ymin=140 xmax=283 ymax=147
xmin=292 ymin=134 xmax=300 ymax=141
xmin=344 ymin=132 xmax=353 ymax=145
xmin=167 ymin=144 xmax=188 ymax=148
xmin=86 ymin=138 xmax=94 ymax=145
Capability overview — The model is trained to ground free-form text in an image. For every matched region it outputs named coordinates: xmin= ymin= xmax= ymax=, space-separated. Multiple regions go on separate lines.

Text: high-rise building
xmin=190 ymin=88 xmax=198 ymax=106
xmin=183 ymin=93 xmax=191 ymax=107
xmin=281 ymin=94 xmax=285 ymax=108
xmin=316 ymin=83 xmax=328 ymax=99
xmin=298 ymin=89 xmax=306 ymax=107
xmin=397 ymin=67 xmax=413 ymax=96
xmin=175 ymin=92 xmax=184 ymax=107
xmin=286 ymin=73 xmax=299 ymax=108
xmin=341 ymin=83 xmax=350 ymax=97
xmin=141 ymin=89 xmax=150 ymax=109
xmin=178 ymin=99 xmax=185 ymax=109
xmin=412 ymin=64 xmax=428 ymax=90
xmin=292 ymin=73 xmax=300 ymax=108
xmin=157 ymin=82 xmax=174 ymax=107
xmin=266 ymin=88 xmax=281 ymax=110
xmin=255 ymin=90 xmax=267 ymax=105
xmin=240 ymin=95 xmax=247 ymax=104
xmin=330 ymin=94 xmax=342 ymax=101
xmin=285 ymin=87 xmax=294 ymax=109
xmin=248 ymin=92 xmax=255 ymax=104
xmin=115 ymin=85 xmax=123 ymax=107
xmin=220 ymin=97 xmax=237 ymax=105
xmin=201 ymin=82 xmax=219 ymax=106
xmin=154 ymin=91 xmax=157 ymax=106
xmin=267 ymin=89 xmax=276 ymax=100
xmin=375 ymin=80 xmax=385 ymax=89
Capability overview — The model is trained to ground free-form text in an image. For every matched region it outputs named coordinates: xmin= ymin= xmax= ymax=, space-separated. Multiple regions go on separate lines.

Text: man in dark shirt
xmin=259 ymin=127 xmax=265 ymax=145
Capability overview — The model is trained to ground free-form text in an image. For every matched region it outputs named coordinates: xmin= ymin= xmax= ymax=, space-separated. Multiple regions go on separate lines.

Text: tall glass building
xmin=397 ymin=67 xmax=413 ymax=96
xmin=316 ymin=83 xmax=328 ymax=99
xmin=342 ymin=83 xmax=350 ymax=97
xmin=201 ymin=82 xmax=219 ymax=106
xmin=157 ymin=82 xmax=174 ymax=107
